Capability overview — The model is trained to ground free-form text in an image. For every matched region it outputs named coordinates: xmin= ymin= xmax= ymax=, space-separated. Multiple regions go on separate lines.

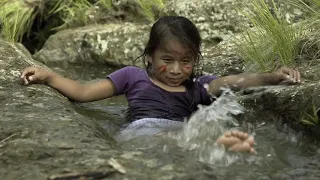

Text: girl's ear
xmin=147 ymin=54 xmax=153 ymax=64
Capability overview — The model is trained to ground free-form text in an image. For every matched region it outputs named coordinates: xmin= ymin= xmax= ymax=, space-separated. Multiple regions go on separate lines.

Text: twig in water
xmin=108 ymin=158 xmax=126 ymax=174
xmin=48 ymin=170 xmax=116 ymax=180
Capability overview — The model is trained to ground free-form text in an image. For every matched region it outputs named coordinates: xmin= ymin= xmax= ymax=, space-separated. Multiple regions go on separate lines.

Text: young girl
xmin=20 ymin=16 xmax=301 ymax=153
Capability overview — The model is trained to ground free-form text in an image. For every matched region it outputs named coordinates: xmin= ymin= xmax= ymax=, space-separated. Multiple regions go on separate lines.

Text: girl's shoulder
xmin=114 ymin=66 xmax=148 ymax=82
xmin=194 ymin=75 xmax=217 ymax=86
xmin=121 ymin=65 xmax=145 ymax=72
xmin=113 ymin=66 xmax=147 ymax=77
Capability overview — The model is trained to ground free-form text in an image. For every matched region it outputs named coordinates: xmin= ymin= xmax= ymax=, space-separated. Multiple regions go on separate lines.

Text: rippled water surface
xmin=54 ymin=65 xmax=320 ymax=180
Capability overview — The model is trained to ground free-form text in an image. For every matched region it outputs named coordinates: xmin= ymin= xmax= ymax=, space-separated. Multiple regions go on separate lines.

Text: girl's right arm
xmin=20 ymin=66 xmax=115 ymax=102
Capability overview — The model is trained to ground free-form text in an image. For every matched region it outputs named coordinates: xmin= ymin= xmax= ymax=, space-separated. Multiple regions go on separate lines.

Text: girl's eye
xmin=182 ymin=59 xmax=191 ymax=64
xmin=162 ymin=58 xmax=173 ymax=62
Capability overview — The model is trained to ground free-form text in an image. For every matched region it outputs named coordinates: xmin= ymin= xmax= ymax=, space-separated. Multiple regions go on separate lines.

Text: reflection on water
xmin=53 ymin=64 xmax=320 ymax=179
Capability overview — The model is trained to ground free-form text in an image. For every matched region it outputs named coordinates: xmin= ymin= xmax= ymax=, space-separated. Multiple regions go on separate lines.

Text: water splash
xmin=170 ymin=88 xmax=245 ymax=165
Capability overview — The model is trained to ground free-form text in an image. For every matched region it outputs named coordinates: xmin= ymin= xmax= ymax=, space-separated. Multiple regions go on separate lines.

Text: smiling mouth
xmin=167 ymin=77 xmax=183 ymax=82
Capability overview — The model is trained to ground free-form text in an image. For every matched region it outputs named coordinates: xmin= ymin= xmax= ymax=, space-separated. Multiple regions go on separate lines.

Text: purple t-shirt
xmin=107 ymin=66 xmax=217 ymax=122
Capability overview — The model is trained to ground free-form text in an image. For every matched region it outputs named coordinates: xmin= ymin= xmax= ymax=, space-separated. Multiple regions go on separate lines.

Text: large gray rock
xmin=0 ymin=39 xmax=118 ymax=179
xmin=33 ymin=23 xmax=150 ymax=67
xmin=162 ymin=0 xmax=250 ymax=46
xmin=201 ymin=37 xmax=244 ymax=76
xmin=33 ymin=0 xmax=250 ymax=68
xmin=0 ymin=39 xmax=219 ymax=179
xmin=32 ymin=22 xmax=244 ymax=75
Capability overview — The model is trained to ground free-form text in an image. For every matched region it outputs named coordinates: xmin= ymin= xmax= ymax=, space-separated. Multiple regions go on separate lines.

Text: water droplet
xmin=203 ymin=83 xmax=209 ymax=91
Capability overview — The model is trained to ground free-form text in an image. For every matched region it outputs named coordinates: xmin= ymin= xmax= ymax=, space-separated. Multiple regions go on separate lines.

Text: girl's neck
xmin=149 ymin=77 xmax=186 ymax=92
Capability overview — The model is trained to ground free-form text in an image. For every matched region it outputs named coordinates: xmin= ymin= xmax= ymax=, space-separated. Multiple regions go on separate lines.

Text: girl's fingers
xmin=28 ymin=75 xmax=35 ymax=81
xmin=21 ymin=67 xmax=34 ymax=78
xmin=278 ymin=67 xmax=301 ymax=83
xmin=23 ymin=77 xmax=28 ymax=85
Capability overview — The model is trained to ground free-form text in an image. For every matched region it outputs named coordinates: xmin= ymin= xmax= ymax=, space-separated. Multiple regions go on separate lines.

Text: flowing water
xmin=53 ymin=64 xmax=320 ymax=180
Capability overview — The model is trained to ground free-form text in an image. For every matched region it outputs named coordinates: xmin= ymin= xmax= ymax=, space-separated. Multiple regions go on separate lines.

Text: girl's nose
xmin=170 ymin=62 xmax=182 ymax=74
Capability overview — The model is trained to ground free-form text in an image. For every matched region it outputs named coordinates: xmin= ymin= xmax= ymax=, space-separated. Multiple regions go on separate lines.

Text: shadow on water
xmin=51 ymin=64 xmax=128 ymax=134
xmin=51 ymin=64 xmax=320 ymax=180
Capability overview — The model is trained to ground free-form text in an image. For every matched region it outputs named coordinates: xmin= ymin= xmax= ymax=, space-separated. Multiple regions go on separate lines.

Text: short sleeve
xmin=197 ymin=75 xmax=217 ymax=86
xmin=107 ymin=66 xmax=141 ymax=95
xmin=196 ymin=75 xmax=217 ymax=105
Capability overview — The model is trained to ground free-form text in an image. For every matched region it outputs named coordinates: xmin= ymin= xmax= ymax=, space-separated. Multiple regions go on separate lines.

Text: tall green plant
xmin=0 ymin=0 xmax=40 ymax=42
xmin=300 ymin=103 xmax=319 ymax=126
xmin=1 ymin=10 xmax=19 ymax=43
xmin=235 ymin=0 xmax=302 ymax=72
xmin=48 ymin=0 xmax=92 ymax=30
xmin=99 ymin=0 xmax=112 ymax=9
xmin=136 ymin=0 xmax=166 ymax=21
xmin=287 ymin=0 xmax=320 ymax=61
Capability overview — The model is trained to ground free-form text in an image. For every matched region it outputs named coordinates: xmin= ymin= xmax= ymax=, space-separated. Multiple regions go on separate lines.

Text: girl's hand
xmin=20 ymin=66 xmax=52 ymax=85
xmin=272 ymin=66 xmax=301 ymax=85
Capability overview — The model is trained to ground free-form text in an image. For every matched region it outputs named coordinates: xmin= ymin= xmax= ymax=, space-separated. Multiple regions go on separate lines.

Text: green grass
xmin=99 ymin=0 xmax=112 ymax=9
xmin=0 ymin=1 xmax=40 ymax=42
xmin=300 ymin=105 xmax=319 ymax=126
xmin=299 ymin=97 xmax=320 ymax=126
xmin=0 ymin=0 xmax=168 ymax=44
xmin=136 ymin=0 xmax=166 ymax=21
xmin=234 ymin=0 xmax=302 ymax=72
xmin=288 ymin=0 xmax=320 ymax=61
xmin=0 ymin=9 xmax=19 ymax=43
xmin=48 ymin=0 xmax=92 ymax=30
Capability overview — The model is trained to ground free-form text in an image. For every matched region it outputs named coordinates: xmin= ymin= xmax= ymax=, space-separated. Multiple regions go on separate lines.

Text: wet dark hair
xmin=136 ymin=16 xmax=202 ymax=108
xmin=140 ymin=16 xmax=202 ymax=73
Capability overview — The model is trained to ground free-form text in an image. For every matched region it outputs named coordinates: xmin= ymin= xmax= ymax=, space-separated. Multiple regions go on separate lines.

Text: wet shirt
xmin=107 ymin=66 xmax=217 ymax=122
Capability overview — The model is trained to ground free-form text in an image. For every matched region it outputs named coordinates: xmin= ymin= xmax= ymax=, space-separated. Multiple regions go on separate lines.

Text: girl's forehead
xmin=157 ymin=38 xmax=192 ymax=56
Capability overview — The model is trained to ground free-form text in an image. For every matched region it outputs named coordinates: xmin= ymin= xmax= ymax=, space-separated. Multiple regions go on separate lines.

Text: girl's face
xmin=148 ymin=38 xmax=196 ymax=87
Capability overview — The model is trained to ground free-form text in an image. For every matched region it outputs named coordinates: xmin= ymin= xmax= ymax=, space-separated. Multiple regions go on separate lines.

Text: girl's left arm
xmin=208 ymin=67 xmax=301 ymax=96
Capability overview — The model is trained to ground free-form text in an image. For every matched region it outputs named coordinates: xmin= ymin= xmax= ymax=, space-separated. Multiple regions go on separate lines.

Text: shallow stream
xmin=53 ymin=64 xmax=320 ymax=180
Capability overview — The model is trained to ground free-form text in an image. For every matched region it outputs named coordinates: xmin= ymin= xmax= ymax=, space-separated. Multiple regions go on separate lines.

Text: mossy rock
xmin=238 ymin=82 xmax=320 ymax=139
